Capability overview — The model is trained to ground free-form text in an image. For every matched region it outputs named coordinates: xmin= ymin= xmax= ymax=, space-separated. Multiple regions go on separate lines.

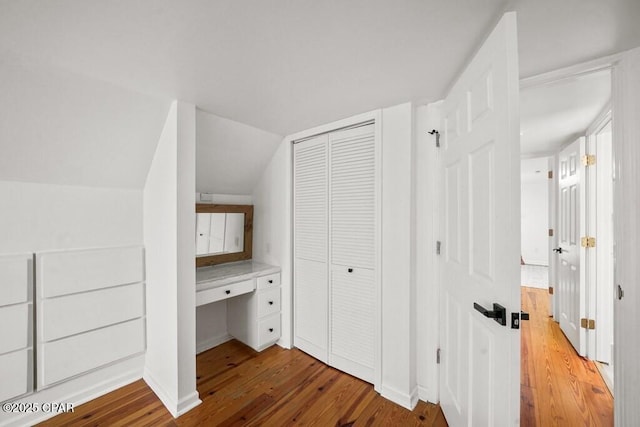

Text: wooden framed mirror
xmin=195 ymin=204 xmax=253 ymax=267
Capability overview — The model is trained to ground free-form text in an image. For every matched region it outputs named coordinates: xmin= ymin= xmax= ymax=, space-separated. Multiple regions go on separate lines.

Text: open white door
xmin=439 ymin=12 xmax=520 ymax=427
xmin=556 ymin=137 xmax=587 ymax=356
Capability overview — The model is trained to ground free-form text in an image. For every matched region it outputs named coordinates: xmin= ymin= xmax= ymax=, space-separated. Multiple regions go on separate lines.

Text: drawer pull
xmin=269 ymin=328 xmax=274 ymax=333
xmin=268 ymin=279 xmax=273 ymax=284
xmin=348 ymin=268 xmax=353 ymax=273
xmin=225 ymin=290 xmax=231 ymax=295
xmin=268 ymin=301 xmax=274 ymax=305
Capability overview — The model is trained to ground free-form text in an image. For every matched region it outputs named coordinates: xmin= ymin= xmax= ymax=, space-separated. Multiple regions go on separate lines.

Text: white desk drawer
xmin=256 ymin=273 xmax=280 ymax=290
xmin=258 ymin=314 xmax=281 ymax=348
xmin=196 ymin=279 xmax=254 ymax=306
xmin=257 ymin=288 xmax=281 ymax=318
xmin=0 ymin=303 xmax=31 ymax=354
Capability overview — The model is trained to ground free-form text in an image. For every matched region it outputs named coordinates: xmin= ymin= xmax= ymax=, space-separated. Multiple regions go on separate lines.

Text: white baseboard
xmin=0 ymin=355 xmax=144 ymax=427
xmin=143 ymin=368 xmax=201 ymax=418
xmin=196 ymin=333 xmax=231 ymax=354
xmin=380 ymin=384 xmax=419 ymax=410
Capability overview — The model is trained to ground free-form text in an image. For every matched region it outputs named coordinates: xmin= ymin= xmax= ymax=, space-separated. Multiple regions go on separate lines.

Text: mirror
xmin=195 ymin=204 xmax=253 ymax=267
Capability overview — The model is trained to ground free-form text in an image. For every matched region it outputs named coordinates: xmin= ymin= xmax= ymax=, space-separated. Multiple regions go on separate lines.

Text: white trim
xmin=380 ymin=384 xmax=419 ymax=410
xmin=520 ymin=52 xmax=621 ymax=90
xmin=196 ymin=333 xmax=231 ymax=354
xmin=176 ymin=391 xmax=202 ymax=417
xmin=144 ymin=367 xmax=202 ymax=418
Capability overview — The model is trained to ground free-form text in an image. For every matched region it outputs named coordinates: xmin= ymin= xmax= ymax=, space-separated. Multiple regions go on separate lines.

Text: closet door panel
xmin=294 ymin=135 xmax=329 ymax=361
xmin=329 ymin=265 xmax=375 ymax=382
xmin=330 ymin=125 xmax=376 ymax=269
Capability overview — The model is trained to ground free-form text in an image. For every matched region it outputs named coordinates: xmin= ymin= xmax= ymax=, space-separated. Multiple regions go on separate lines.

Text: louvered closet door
xmin=329 ymin=124 xmax=376 ymax=383
xmin=293 ymin=135 xmax=329 ymax=362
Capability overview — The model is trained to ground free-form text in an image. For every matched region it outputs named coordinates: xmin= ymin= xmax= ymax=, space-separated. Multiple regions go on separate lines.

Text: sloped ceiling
xmin=0 ymin=52 xmax=171 ymax=188
xmin=0 ymin=1 xmax=638 ymax=190
xmin=196 ymin=110 xmax=282 ymax=195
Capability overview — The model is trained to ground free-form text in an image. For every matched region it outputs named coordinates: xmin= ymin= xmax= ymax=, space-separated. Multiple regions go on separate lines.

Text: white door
xmin=328 ymin=124 xmax=376 ymax=383
xmin=557 ymin=137 xmax=586 ymax=356
xmin=293 ymin=135 xmax=329 ymax=362
xmin=439 ymin=12 xmax=521 ymax=427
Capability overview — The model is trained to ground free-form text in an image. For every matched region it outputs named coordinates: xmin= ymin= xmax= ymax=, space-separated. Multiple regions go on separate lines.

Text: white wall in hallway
xmin=521 ymin=157 xmax=549 ymax=266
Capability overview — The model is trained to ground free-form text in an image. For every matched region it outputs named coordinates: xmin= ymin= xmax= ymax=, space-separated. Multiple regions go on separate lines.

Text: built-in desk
xmin=196 ymin=260 xmax=281 ymax=351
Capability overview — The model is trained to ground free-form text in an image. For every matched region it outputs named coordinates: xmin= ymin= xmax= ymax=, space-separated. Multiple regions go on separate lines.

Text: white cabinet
xmin=294 ymin=123 xmax=378 ymax=384
xmin=0 ymin=254 xmax=34 ymax=403
xmin=227 ymin=272 xmax=282 ymax=351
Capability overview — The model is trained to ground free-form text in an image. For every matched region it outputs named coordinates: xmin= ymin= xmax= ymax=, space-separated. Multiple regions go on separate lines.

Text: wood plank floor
xmin=39 ymin=341 xmax=448 ymax=426
xmin=521 ymin=286 xmax=613 ymax=427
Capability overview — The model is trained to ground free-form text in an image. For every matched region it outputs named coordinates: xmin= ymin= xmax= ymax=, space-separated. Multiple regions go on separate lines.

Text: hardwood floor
xmin=521 ymin=286 xmax=613 ymax=426
xmin=39 ymin=341 xmax=448 ymax=426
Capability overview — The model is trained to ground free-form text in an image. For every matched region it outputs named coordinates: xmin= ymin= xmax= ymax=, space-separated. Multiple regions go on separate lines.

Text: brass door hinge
xmin=580 ymin=318 xmax=595 ymax=329
xmin=548 ymin=228 xmax=554 ymax=237
xmin=582 ymin=154 xmax=596 ymax=166
xmin=581 ymin=236 xmax=596 ymax=248
xmin=548 ymin=170 xmax=553 ymax=179
xmin=548 ymin=286 xmax=554 ymax=295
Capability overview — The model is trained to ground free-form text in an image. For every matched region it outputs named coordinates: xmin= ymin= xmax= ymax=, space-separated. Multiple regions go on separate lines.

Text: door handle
xmin=473 ymin=302 xmax=507 ymax=326
xmin=552 ymin=247 xmax=564 ymax=254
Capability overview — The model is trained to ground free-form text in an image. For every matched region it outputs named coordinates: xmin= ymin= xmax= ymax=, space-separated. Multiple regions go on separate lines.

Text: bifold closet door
xmin=293 ymin=135 xmax=329 ymax=362
xmin=328 ymin=124 xmax=376 ymax=383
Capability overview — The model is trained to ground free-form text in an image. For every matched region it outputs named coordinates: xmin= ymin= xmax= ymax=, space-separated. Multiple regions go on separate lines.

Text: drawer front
xmin=258 ymin=314 xmax=281 ymax=348
xmin=256 ymin=273 xmax=280 ymax=290
xmin=196 ymin=279 xmax=254 ymax=306
xmin=41 ymin=283 xmax=144 ymax=342
xmin=257 ymin=288 xmax=281 ymax=318
xmin=0 ymin=303 xmax=31 ymax=354
xmin=0 ymin=254 xmax=31 ymax=307
xmin=0 ymin=349 xmax=32 ymax=402
xmin=39 ymin=317 xmax=144 ymax=388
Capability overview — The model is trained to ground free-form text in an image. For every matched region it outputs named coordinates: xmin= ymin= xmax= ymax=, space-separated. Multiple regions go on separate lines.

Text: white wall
xmin=0 ymin=181 xmax=142 ymax=254
xmin=380 ymin=102 xmax=417 ymax=409
xmin=196 ymin=109 xmax=282 ymax=195
xmin=143 ymin=101 xmax=199 ymax=417
xmin=521 ymin=157 xmax=550 ymax=266
xmin=252 ymin=139 xmax=293 ymax=348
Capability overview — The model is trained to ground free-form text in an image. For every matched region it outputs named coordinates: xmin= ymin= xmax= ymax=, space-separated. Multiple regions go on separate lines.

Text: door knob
xmin=473 ymin=302 xmax=507 ymax=326
xmin=552 ymin=247 xmax=563 ymax=254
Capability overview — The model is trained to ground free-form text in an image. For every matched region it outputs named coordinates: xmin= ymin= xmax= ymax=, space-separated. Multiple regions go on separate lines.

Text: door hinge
xmin=580 ymin=318 xmax=596 ymax=329
xmin=582 ymin=154 xmax=596 ymax=166
xmin=436 ymin=348 xmax=441 ymax=364
xmin=548 ymin=286 xmax=554 ymax=295
xmin=428 ymin=129 xmax=440 ymax=148
xmin=436 ymin=241 xmax=442 ymax=255
xmin=581 ymin=236 xmax=596 ymax=248
xmin=548 ymin=170 xmax=553 ymax=179
xmin=548 ymin=228 xmax=554 ymax=237
xmin=617 ymin=284 xmax=624 ymax=300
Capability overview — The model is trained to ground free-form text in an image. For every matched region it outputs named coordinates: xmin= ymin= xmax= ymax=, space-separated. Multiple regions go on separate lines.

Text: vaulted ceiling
xmin=1 ymin=0 xmax=638 ymax=188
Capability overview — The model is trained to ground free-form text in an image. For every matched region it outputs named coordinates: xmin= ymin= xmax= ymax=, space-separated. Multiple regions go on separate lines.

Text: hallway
xmin=521 ymin=287 xmax=613 ymax=426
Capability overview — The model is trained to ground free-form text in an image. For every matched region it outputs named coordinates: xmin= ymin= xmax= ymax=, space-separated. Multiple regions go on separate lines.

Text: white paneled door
xmin=439 ymin=12 xmax=521 ymax=426
xmin=557 ymin=137 xmax=586 ymax=356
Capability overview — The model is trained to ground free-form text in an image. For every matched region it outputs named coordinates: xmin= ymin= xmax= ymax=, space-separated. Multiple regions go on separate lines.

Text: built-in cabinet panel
xmin=0 ymin=253 xmax=33 ymax=403
xmin=294 ymin=123 xmax=378 ymax=384
xmin=36 ymin=246 xmax=146 ymax=389
xmin=39 ymin=318 xmax=145 ymax=387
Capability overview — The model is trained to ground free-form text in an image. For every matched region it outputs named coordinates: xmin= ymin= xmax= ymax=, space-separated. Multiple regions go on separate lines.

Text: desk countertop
xmin=196 ymin=260 xmax=280 ymax=291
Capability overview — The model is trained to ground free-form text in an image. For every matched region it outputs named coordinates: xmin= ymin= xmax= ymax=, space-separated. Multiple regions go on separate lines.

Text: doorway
xmin=519 ymin=68 xmax=615 ymax=424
